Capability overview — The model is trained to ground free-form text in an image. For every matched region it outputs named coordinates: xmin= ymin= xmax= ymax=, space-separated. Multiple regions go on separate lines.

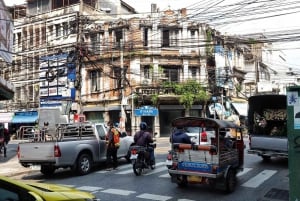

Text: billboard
xmin=0 ymin=0 xmax=13 ymax=63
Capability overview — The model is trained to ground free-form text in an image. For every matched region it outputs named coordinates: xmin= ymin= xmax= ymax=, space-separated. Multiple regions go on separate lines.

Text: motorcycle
xmin=130 ymin=143 xmax=156 ymax=176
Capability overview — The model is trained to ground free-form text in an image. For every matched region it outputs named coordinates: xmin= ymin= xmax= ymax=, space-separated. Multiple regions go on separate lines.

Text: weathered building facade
xmin=3 ymin=0 xmax=287 ymax=136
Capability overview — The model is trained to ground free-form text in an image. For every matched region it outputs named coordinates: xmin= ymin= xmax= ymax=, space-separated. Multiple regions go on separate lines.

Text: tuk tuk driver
xmin=170 ymin=126 xmax=192 ymax=144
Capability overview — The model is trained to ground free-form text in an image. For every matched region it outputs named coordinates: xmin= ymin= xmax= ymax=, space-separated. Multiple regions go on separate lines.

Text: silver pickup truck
xmin=17 ymin=122 xmax=134 ymax=176
xmin=247 ymin=94 xmax=288 ymax=160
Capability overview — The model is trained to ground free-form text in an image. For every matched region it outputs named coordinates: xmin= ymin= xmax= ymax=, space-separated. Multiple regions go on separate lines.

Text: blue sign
xmin=134 ymin=106 xmax=158 ymax=116
xmin=178 ymin=161 xmax=212 ymax=172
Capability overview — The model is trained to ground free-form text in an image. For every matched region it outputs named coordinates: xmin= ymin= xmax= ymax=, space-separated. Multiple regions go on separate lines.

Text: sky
xmin=4 ymin=0 xmax=300 ymax=71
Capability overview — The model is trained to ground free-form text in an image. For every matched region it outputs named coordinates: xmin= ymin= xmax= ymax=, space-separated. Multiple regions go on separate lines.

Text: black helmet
xmin=140 ymin=122 xmax=147 ymax=130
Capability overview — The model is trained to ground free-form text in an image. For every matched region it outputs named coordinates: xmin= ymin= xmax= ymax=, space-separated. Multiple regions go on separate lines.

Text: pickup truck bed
xmin=248 ymin=135 xmax=288 ymax=159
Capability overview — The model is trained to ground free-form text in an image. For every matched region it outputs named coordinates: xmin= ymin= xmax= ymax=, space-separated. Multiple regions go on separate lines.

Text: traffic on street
xmin=1 ymin=137 xmax=289 ymax=201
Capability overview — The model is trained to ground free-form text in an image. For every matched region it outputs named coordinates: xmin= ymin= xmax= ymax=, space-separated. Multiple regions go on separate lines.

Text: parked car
xmin=184 ymin=126 xmax=215 ymax=145
xmin=0 ymin=175 xmax=99 ymax=201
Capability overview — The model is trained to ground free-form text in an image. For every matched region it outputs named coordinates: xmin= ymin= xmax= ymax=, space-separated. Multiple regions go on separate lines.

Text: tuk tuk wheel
xmin=176 ymin=175 xmax=188 ymax=188
xmin=225 ymin=169 xmax=236 ymax=193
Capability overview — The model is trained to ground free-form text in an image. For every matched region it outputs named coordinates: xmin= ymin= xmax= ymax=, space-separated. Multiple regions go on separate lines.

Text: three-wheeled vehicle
xmin=168 ymin=117 xmax=244 ymax=193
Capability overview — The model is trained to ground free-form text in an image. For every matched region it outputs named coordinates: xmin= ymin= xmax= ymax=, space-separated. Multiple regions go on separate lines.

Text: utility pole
xmin=75 ymin=0 xmax=83 ymax=114
xmin=119 ymin=39 xmax=126 ymax=133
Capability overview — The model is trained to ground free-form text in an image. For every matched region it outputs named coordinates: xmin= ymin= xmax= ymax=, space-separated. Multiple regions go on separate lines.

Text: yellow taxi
xmin=0 ymin=175 xmax=99 ymax=201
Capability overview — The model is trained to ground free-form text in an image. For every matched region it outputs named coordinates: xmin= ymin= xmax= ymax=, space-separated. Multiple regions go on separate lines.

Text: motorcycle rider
xmin=134 ymin=122 xmax=155 ymax=165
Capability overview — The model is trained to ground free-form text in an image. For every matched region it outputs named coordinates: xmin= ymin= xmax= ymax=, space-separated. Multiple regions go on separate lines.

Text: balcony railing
xmin=135 ymin=86 xmax=175 ymax=96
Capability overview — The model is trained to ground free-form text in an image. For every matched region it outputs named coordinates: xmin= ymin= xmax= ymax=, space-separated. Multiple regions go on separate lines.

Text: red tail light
xmin=201 ymin=132 xmax=207 ymax=142
xmin=54 ymin=145 xmax=61 ymax=157
xmin=131 ymin=149 xmax=137 ymax=155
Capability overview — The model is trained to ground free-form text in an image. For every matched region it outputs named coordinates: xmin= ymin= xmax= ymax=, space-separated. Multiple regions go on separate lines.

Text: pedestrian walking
xmin=105 ymin=121 xmax=121 ymax=170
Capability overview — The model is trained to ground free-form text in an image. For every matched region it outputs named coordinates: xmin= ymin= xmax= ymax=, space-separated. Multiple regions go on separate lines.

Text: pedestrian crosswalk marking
xmin=241 ymin=169 xmax=277 ymax=188
xmin=76 ymin=186 xmax=103 ymax=192
xmin=115 ymin=162 xmax=165 ymax=175
xmin=101 ymin=188 xmax=136 ymax=196
xmin=136 ymin=193 xmax=172 ymax=201
xmin=159 ymin=173 xmax=170 ymax=178
xmin=144 ymin=166 xmax=168 ymax=175
xmin=237 ymin=167 xmax=253 ymax=177
xmin=115 ymin=168 xmax=133 ymax=175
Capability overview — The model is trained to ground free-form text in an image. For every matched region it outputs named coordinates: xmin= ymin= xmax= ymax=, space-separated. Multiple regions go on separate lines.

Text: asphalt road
xmin=2 ymin=137 xmax=289 ymax=201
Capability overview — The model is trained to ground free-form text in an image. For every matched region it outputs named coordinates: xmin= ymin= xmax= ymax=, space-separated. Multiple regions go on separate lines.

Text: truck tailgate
xmin=250 ymin=136 xmax=288 ymax=152
xmin=19 ymin=142 xmax=56 ymax=162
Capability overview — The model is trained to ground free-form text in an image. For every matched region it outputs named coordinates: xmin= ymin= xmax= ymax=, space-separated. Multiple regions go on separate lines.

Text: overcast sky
xmin=4 ymin=0 xmax=300 ymax=70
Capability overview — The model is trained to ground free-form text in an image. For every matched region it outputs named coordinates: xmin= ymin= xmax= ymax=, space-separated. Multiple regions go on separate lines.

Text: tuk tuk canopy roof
xmin=171 ymin=117 xmax=240 ymax=129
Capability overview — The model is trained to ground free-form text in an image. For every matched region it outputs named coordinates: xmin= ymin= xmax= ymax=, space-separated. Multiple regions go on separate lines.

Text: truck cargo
xmin=247 ymin=94 xmax=288 ymax=160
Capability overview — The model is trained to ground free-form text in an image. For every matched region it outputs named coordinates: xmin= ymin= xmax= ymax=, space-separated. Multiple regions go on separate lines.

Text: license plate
xmin=130 ymin=154 xmax=138 ymax=160
xmin=165 ymin=160 xmax=173 ymax=166
xmin=188 ymin=175 xmax=202 ymax=182
xmin=30 ymin=165 xmax=41 ymax=170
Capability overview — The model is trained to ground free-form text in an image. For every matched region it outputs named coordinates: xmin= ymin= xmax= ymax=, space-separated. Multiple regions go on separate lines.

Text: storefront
xmin=11 ymin=111 xmax=38 ymax=124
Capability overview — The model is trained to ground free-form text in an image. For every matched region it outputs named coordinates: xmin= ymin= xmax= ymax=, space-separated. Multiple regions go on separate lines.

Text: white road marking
xmin=116 ymin=162 xmax=165 ymax=175
xmin=115 ymin=169 xmax=134 ymax=174
xmin=237 ymin=167 xmax=253 ymax=177
xmin=101 ymin=188 xmax=136 ymax=196
xmin=136 ymin=193 xmax=172 ymax=201
xmin=76 ymin=186 xmax=103 ymax=192
xmin=159 ymin=173 xmax=170 ymax=178
xmin=144 ymin=166 xmax=168 ymax=175
xmin=241 ymin=170 xmax=277 ymax=188
xmin=178 ymin=199 xmax=196 ymax=201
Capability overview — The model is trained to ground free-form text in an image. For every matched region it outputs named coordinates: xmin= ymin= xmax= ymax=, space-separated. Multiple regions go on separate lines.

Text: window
xmin=162 ymin=29 xmax=179 ymax=47
xmin=29 ymin=27 xmax=33 ymax=47
xmin=115 ymin=29 xmax=123 ymax=48
xmin=55 ymin=24 xmax=61 ymax=37
xmin=189 ymin=67 xmax=198 ymax=79
xmin=90 ymin=70 xmax=101 ymax=92
xmin=90 ymin=33 xmax=101 ymax=54
xmin=143 ymin=65 xmax=151 ymax=79
xmin=170 ymin=30 xmax=178 ymax=46
xmin=63 ymin=22 xmax=68 ymax=36
xmin=162 ymin=30 xmax=169 ymax=47
xmin=163 ymin=67 xmax=179 ymax=82
xmin=191 ymin=30 xmax=195 ymax=37
xmin=113 ymin=67 xmax=122 ymax=89
xmin=143 ymin=28 xmax=148 ymax=46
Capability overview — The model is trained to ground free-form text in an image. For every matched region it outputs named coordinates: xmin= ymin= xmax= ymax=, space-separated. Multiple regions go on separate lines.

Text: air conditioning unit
xmin=142 ymin=78 xmax=151 ymax=85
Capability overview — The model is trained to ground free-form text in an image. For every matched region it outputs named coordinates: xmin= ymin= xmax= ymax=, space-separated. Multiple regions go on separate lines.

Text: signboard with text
xmin=134 ymin=106 xmax=158 ymax=116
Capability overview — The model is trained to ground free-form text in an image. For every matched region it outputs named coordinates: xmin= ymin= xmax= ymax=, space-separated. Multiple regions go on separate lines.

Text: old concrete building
xmin=2 ymin=0 xmax=283 ymax=137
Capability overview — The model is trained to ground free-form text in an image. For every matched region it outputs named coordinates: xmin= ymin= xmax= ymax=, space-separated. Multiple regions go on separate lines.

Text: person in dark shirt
xmin=134 ymin=122 xmax=155 ymax=164
xmin=170 ymin=126 xmax=192 ymax=144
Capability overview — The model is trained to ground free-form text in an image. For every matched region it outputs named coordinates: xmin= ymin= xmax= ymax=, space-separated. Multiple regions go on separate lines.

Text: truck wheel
xmin=40 ymin=165 xmax=55 ymax=176
xmin=262 ymin=155 xmax=271 ymax=161
xmin=77 ymin=153 xmax=92 ymax=175
xmin=225 ymin=169 xmax=236 ymax=193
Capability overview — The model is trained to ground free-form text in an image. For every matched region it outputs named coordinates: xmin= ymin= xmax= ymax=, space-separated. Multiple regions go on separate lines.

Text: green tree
xmin=174 ymin=80 xmax=210 ymax=116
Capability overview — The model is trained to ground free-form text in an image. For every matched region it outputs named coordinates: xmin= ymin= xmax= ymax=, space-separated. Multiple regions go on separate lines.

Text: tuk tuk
xmin=168 ymin=117 xmax=244 ymax=193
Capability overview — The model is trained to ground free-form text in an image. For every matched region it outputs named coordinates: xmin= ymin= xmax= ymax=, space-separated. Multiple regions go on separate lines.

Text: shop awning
xmin=12 ymin=111 xmax=38 ymax=123
xmin=231 ymin=102 xmax=248 ymax=117
xmin=0 ymin=112 xmax=14 ymax=123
